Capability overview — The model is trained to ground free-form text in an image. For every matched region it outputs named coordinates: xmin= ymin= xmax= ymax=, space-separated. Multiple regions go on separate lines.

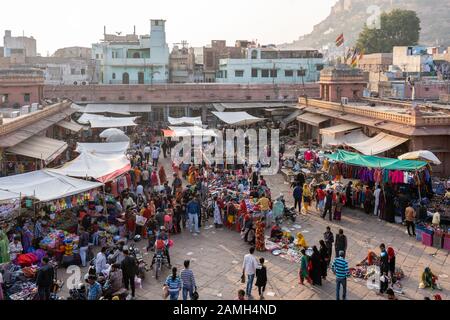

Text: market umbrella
xmin=99 ymin=128 xmax=125 ymax=139
xmin=398 ymin=150 xmax=441 ymax=165
xmin=105 ymin=133 xmax=130 ymax=143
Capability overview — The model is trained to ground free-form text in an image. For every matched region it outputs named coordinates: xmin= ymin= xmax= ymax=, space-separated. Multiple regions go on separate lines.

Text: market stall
xmin=48 ymin=152 xmax=131 ymax=183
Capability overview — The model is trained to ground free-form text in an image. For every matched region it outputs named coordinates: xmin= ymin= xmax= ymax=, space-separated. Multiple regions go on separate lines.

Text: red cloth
xmin=17 ymin=253 xmax=38 ymax=267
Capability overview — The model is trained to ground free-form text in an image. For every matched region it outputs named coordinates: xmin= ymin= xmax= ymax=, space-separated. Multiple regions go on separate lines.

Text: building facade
xmin=216 ymin=47 xmax=324 ymax=84
xmin=3 ymin=30 xmax=37 ymax=57
xmin=92 ymin=20 xmax=170 ymax=85
xmin=203 ymin=40 xmax=247 ymax=83
xmin=169 ymin=44 xmax=195 ymax=83
xmin=296 ymin=67 xmax=450 ymax=177
xmin=0 ymin=68 xmax=44 ymax=108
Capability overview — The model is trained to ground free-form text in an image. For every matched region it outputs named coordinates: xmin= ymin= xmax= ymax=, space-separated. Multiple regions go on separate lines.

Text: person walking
xmin=87 ymin=275 xmax=102 ymax=300
xmin=335 ymin=229 xmax=347 ymax=258
xmin=36 ymin=257 xmax=54 ymax=300
xmin=302 ymin=183 xmax=312 ymax=214
xmin=405 ymin=204 xmax=416 ymax=236
xmin=255 ymin=257 xmax=267 ymax=300
xmin=78 ymin=227 xmax=90 ymax=267
xmin=323 ymin=227 xmax=334 ymax=264
xmin=319 ymin=240 xmax=329 ymax=280
xmin=242 ymin=247 xmax=258 ymax=299
xmin=309 ymin=246 xmax=322 ymax=286
xmin=186 ymin=197 xmax=201 ymax=234
xmin=322 ymin=190 xmax=333 ymax=221
xmin=121 ymin=249 xmax=137 ymax=299
xmin=151 ymin=147 xmax=160 ymax=167
xmin=332 ymin=251 xmax=350 ymax=300
xmin=165 ymin=267 xmax=182 ymax=300
xmin=293 ymin=183 xmax=302 ymax=212
xmin=180 ymin=260 xmax=197 ymax=300
xmin=95 ymin=247 xmax=108 ymax=276
xmin=299 ymin=249 xmax=310 ymax=285
xmin=374 ymin=185 xmax=381 ymax=216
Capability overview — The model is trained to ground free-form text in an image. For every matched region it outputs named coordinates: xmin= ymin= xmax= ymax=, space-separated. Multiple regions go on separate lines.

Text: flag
xmin=350 ymin=48 xmax=359 ymax=67
xmin=335 ymin=33 xmax=344 ymax=47
xmin=344 ymin=47 xmax=353 ymax=64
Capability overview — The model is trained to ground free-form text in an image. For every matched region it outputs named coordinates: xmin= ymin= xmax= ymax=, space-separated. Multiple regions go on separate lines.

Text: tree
xmin=356 ymin=9 xmax=421 ymax=54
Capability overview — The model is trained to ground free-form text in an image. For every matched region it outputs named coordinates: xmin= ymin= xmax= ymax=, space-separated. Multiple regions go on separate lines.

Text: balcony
xmin=104 ymin=58 xmax=163 ymax=67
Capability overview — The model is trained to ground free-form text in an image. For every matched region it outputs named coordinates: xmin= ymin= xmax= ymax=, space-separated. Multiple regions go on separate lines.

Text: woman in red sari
xmin=159 ymin=166 xmax=167 ymax=184
xmin=151 ymin=169 xmax=159 ymax=188
xmin=255 ymin=218 xmax=266 ymax=252
xmin=237 ymin=199 xmax=248 ymax=232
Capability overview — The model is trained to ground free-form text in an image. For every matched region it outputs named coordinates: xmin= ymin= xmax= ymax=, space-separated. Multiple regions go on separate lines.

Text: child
xmin=255 ymin=258 xmax=268 ymax=300
xmin=236 ymin=289 xmax=246 ymax=301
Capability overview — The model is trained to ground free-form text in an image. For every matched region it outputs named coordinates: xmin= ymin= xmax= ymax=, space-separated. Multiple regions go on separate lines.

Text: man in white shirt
xmin=95 ymin=247 xmax=109 ymax=276
xmin=151 ymin=147 xmax=160 ymax=167
xmin=143 ymin=145 xmax=151 ymax=162
xmin=242 ymin=247 xmax=258 ymax=299
xmin=374 ymin=185 xmax=382 ymax=217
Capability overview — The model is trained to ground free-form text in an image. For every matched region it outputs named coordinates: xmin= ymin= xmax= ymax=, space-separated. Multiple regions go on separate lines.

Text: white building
xmin=216 ymin=47 xmax=324 ymax=84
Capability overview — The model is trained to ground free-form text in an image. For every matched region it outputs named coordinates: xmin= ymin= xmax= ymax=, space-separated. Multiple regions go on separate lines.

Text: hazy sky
xmin=1 ymin=0 xmax=338 ymax=55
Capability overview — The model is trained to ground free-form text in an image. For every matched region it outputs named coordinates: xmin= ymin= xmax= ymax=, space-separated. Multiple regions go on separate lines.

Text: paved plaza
xmin=60 ymin=158 xmax=449 ymax=300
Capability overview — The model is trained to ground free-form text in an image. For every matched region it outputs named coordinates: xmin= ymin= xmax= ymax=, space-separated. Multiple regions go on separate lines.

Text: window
xmin=137 ymin=96 xmax=142 ymax=101
xmin=119 ymin=96 xmax=125 ymax=101
xmin=81 ymin=69 xmax=86 ymax=75
xmin=122 ymin=72 xmax=129 ymax=84
xmin=112 ymin=73 xmax=116 ymax=80
xmin=251 ymin=50 xmax=258 ymax=59
xmin=133 ymin=52 xmax=140 ymax=59
xmin=99 ymin=97 xmax=106 ymax=101
xmin=425 ymin=87 xmax=430 ymax=92
xmin=251 ymin=68 xmax=258 ymax=78
xmin=24 ymin=93 xmax=30 ymax=102
xmin=285 ymin=70 xmax=294 ymax=77
xmin=138 ymin=72 xmax=144 ymax=84
xmin=316 ymin=64 xmax=324 ymax=71
xmin=261 ymin=69 xmax=270 ymax=78
xmin=2 ymin=94 xmax=9 ymax=103
xmin=297 ymin=69 xmax=306 ymax=77
xmin=246 ymin=96 xmax=252 ymax=100
xmin=265 ymin=95 xmax=271 ymax=100
xmin=96 ymin=54 xmax=99 ymax=59
xmin=270 ymin=69 xmax=277 ymax=78
xmin=71 ymin=68 xmax=76 ymax=75
xmin=81 ymin=97 xmax=87 ymax=102
xmin=235 ymin=70 xmax=244 ymax=77
xmin=284 ymin=95 xmax=289 ymax=100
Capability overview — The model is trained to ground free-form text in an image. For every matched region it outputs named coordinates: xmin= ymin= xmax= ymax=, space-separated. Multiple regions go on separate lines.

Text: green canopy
xmin=326 ymin=150 xmax=427 ymax=171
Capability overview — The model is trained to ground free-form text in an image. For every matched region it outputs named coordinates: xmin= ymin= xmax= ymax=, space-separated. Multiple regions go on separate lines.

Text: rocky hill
xmin=281 ymin=0 xmax=450 ymax=49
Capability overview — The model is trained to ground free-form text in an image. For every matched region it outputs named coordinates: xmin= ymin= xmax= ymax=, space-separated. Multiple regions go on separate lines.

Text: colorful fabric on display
xmin=327 ymin=150 xmax=427 ymax=171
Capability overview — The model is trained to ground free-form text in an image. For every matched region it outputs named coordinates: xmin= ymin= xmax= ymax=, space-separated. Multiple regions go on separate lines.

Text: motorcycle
xmin=129 ymin=243 xmax=150 ymax=280
xmin=67 ymin=283 xmax=87 ymax=300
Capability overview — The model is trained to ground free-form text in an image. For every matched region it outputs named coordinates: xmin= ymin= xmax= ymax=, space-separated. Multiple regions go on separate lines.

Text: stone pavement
xmin=58 ymin=157 xmax=449 ymax=300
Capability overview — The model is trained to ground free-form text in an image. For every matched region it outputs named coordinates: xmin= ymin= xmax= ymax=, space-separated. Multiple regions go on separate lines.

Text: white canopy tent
xmin=99 ymin=128 xmax=125 ymax=139
xmin=212 ymin=112 xmax=265 ymax=126
xmin=168 ymin=126 xmax=218 ymax=137
xmin=76 ymin=142 xmax=130 ymax=155
xmin=0 ymin=190 xmax=20 ymax=201
xmin=168 ymin=116 xmax=203 ymax=126
xmin=56 ymin=120 xmax=84 ymax=133
xmin=84 ymin=104 xmax=152 ymax=115
xmin=89 ymin=117 xmax=138 ymax=129
xmin=398 ymin=150 xmax=442 ymax=165
xmin=77 ymin=113 xmax=105 ymax=125
xmin=48 ymin=152 xmax=131 ymax=183
xmin=346 ymin=132 xmax=409 ymax=155
xmin=0 ymin=170 xmax=103 ymax=202
xmin=321 ymin=130 xmax=369 ymax=148
xmin=105 ymin=133 xmax=130 ymax=143
xmin=7 ymin=136 xmax=68 ymax=164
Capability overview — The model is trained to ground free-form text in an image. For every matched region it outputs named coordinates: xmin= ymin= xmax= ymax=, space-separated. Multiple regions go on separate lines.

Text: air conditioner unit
xmin=9 ymin=111 xmax=21 ymax=118
xmin=341 ymin=97 xmax=349 ymax=105
xmin=21 ymin=105 xmax=30 ymax=115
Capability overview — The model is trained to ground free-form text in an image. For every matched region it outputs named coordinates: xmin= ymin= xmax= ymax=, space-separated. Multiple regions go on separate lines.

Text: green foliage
xmin=356 ymin=9 xmax=421 ymax=54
